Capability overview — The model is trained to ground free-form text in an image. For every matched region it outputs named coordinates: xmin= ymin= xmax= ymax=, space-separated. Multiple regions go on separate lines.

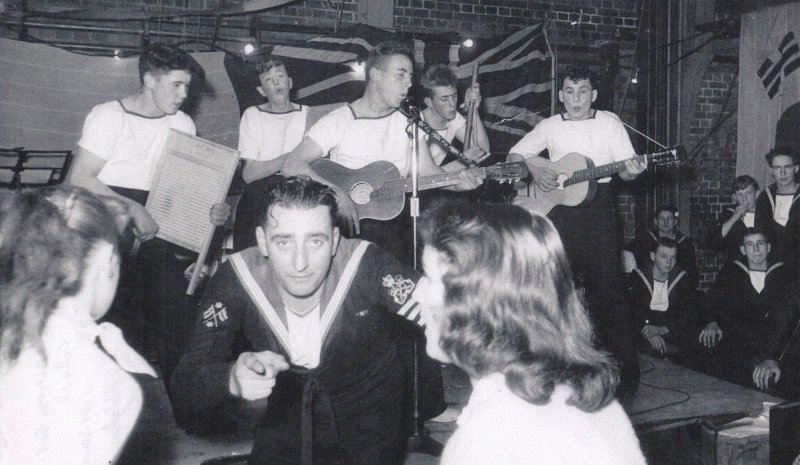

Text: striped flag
xmin=757 ymin=31 xmax=800 ymax=99
xmin=225 ymin=23 xmax=552 ymax=153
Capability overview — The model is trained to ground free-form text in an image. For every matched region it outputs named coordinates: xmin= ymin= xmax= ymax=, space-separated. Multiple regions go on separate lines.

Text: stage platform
xmin=117 ymin=355 xmax=784 ymax=465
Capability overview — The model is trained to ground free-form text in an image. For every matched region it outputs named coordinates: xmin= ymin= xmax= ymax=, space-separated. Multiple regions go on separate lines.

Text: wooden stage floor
xmin=118 ymin=356 xmax=782 ymax=465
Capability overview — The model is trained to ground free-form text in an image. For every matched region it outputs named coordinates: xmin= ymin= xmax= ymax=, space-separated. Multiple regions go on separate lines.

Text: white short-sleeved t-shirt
xmin=510 ymin=110 xmax=635 ymax=183
xmin=238 ymin=104 xmax=308 ymax=161
xmin=306 ymin=106 xmax=414 ymax=176
xmin=422 ymin=112 xmax=465 ymax=165
xmin=78 ymin=100 xmax=196 ymax=191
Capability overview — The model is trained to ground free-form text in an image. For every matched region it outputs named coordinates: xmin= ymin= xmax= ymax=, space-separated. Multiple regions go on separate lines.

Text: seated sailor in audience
xmin=234 ymin=58 xmax=310 ymax=251
xmin=420 ymin=64 xmax=490 ymax=169
xmin=711 ymin=175 xmax=759 ymax=263
xmin=0 ymin=186 xmax=156 ymax=465
xmin=414 ymin=199 xmax=646 ymax=465
xmin=628 ymin=237 xmax=698 ymax=362
xmin=171 ymin=176 xmax=428 ymax=465
xmin=628 ymin=204 xmax=698 ymax=289
xmin=700 ymin=228 xmax=798 ymax=390
xmin=755 ymin=147 xmax=800 ymax=273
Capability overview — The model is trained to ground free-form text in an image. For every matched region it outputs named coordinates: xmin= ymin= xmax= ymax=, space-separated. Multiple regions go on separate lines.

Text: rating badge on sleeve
xmin=382 ymin=274 xmax=415 ymax=305
xmin=203 ymin=302 xmax=228 ymax=328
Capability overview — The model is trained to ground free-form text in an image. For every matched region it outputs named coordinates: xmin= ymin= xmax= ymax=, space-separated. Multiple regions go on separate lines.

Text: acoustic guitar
xmin=311 ymin=158 xmax=528 ymax=221
xmin=513 ymin=147 xmax=684 ymax=216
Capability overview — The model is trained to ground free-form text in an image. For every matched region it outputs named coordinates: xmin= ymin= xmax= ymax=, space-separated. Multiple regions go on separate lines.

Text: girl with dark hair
xmin=414 ymin=200 xmax=646 ymax=465
xmin=0 ymin=186 xmax=156 ymax=465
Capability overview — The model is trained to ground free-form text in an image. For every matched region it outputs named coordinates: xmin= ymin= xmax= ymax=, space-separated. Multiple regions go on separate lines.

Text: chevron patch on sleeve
xmin=203 ymin=302 xmax=229 ymax=328
xmin=382 ymin=274 xmax=415 ymax=305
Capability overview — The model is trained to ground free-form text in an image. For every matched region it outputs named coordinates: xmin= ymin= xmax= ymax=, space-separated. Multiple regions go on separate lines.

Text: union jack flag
xmin=225 ymin=23 xmax=552 ymax=154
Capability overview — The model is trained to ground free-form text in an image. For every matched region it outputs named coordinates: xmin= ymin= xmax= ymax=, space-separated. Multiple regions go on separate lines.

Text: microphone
xmin=400 ymin=96 xmax=419 ymax=117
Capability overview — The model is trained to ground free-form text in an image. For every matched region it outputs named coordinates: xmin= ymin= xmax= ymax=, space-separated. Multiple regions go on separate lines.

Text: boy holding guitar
xmin=507 ymin=66 xmax=646 ymax=396
xmin=282 ymin=41 xmax=484 ymax=244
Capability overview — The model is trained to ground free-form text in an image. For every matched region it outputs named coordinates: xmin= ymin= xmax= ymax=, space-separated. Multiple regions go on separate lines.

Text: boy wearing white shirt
xmin=234 ymin=58 xmax=309 ymax=250
xmin=66 ymin=43 xmax=230 ymax=396
xmin=419 ymin=64 xmax=490 ymax=168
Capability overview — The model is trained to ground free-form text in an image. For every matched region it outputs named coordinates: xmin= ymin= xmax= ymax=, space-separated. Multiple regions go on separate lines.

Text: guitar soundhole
xmin=555 ymin=173 xmax=569 ymax=190
xmin=350 ymin=182 xmax=374 ymax=205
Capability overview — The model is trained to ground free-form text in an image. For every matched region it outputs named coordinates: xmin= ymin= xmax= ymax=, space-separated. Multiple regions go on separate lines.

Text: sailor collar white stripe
xmin=634 ymin=268 xmax=653 ymax=295
xmin=633 ymin=268 xmax=685 ymax=296
xmin=230 ymin=242 xmax=370 ymax=361
xmin=732 ymin=260 xmax=783 ymax=276
xmin=667 ymin=270 xmax=686 ymax=294
xmin=230 ymin=253 xmax=294 ymax=356
xmin=766 ymin=188 xmax=800 ymax=209
xmin=319 ymin=241 xmax=370 ymax=345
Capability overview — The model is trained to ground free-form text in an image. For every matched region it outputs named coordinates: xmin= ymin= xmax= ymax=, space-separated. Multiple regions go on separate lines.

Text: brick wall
xmin=10 ymin=0 xmax=644 ymax=236
xmin=392 ymin=0 xmax=638 ymax=38
xmin=686 ymin=60 xmax=739 ymax=291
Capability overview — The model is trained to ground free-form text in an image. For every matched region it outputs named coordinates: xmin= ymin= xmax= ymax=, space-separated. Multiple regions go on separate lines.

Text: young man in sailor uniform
xmin=712 ymin=175 xmax=759 ymax=263
xmin=700 ymin=228 xmax=798 ymax=391
xmin=755 ymin=148 xmax=800 ymax=273
xmin=628 ymin=204 xmax=699 ymax=290
xmin=628 ymin=237 xmax=697 ymax=363
xmin=171 ymin=176 xmax=425 ymax=465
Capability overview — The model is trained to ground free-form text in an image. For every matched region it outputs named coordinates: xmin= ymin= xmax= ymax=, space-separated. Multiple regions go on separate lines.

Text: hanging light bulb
xmin=631 ymin=67 xmax=639 ymax=84
xmin=348 ymin=59 xmax=366 ymax=80
xmin=462 ymin=38 xmax=474 ymax=48
xmin=243 ymin=43 xmax=256 ymax=56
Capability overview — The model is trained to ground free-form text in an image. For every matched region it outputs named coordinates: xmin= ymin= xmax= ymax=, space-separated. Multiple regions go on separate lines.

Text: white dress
xmin=0 ymin=310 xmax=152 ymax=465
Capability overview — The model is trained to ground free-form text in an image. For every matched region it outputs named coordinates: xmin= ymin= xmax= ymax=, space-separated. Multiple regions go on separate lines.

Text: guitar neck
xmin=382 ymin=169 xmax=486 ymax=195
xmin=564 ymin=154 xmax=649 ymax=187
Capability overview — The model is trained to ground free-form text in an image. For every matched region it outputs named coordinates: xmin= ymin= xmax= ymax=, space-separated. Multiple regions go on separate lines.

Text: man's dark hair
xmin=365 ymin=41 xmax=414 ymax=83
xmin=742 ymin=227 xmax=769 ymax=246
xmin=654 ymin=204 xmax=678 ymax=219
xmin=765 ymin=146 xmax=799 ymax=167
xmin=138 ymin=42 xmax=204 ymax=84
xmin=652 ymin=236 xmax=678 ymax=253
xmin=560 ymin=66 xmax=599 ymax=89
xmin=733 ymin=175 xmax=759 ymax=192
xmin=258 ymin=176 xmax=339 ymax=229
xmin=256 ymin=57 xmax=288 ymax=77
xmin=420 ymin=64 xmax=457 ymax=99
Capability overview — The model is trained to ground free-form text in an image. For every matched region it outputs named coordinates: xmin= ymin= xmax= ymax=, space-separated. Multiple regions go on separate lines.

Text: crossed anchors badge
xmin=382 ymin=274 xmax=415 ymax=305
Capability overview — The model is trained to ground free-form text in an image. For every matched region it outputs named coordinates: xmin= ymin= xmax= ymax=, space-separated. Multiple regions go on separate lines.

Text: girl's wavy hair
xmin=0 ymin=186 xmax=126 ymax=365
xmin=419 ymin=200 xmax=619 ymax=412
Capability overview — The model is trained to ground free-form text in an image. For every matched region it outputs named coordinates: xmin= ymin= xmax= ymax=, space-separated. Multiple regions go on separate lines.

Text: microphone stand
xmin=403 ymin=101 xmax=443 ymax=457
